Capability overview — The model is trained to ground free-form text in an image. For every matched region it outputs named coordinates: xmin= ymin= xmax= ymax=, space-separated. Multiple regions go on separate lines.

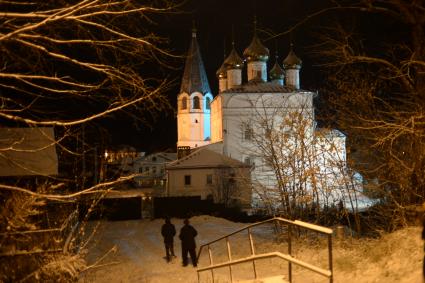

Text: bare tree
xmin=311 ymin=0 xmax=425 ymax=230
xmin=239 ymin=95 xmax=365 ymax=227
xmin=0 ymin=1 xmax=181 ymax=281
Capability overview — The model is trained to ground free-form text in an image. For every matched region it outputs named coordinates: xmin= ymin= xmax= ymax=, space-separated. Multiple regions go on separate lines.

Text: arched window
xmin=181 ymin=97 xmax=187 ymax=110
xmin=193 ymin=96 xmax=200 ymax=109
xmin=205 ymin=97 xmax=211 ymax=110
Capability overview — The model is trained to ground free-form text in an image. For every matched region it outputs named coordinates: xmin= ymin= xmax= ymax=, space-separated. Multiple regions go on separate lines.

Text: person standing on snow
xmin=161 ymin=217 xmax=176 ymax=262
xmin=179 ymin=218 xmax=198 ymax=267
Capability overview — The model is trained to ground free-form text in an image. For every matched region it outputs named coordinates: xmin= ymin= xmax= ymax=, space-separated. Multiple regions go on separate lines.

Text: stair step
xmin=236 ymin=275 xmax=288 ymax=283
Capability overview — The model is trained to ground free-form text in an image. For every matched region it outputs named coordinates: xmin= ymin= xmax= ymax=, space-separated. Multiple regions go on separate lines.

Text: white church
xmin=170 ymin=27 xmax=367 ymax=213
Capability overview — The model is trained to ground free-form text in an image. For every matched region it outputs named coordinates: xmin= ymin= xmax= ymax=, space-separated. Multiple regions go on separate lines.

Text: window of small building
xmin=244 ymin=156 xmax=255 ymax=168
xmin=184 ymin=175 xmax=191 ymax=186
xmin=206 ymin=174 xmax=213 ymax=185
xmin=152 ymin=167 xmax=157 ymax=174
xmin=152 ymin=156 xmax=157 ymax=162
xmin=181 ymin=97 xmax=187 ymax=109
xmin=145 ymin=166 xmax=149 ymax=172
xmin=193 ymin=96 xmax=200 ymax=109
xmin=139 ymin=167 xmax=143 ymax=173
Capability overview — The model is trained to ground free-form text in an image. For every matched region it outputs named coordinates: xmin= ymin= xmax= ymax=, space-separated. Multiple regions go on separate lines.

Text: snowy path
xmin=79 ymin=216 xmax=246 ymax=283
xmin=78 ymin=216 xmax=423 ymax=283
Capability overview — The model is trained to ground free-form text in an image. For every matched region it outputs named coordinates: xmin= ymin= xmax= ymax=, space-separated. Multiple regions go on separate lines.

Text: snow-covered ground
xmin=78 ymin=216 xmax=424 ymax=283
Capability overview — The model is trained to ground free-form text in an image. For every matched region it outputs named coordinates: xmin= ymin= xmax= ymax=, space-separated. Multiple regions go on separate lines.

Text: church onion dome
xmin=243 ymin=34 xmax=269 ymax=62
xmin=283 ymin=45 xmax=302 ymax=69
xmin=269 ymin=61 xmax=285 ymax=80
xmin=216 ymin=61 xmax=227 ymax=79
xmin=224 ymin=47 xmax=244 ymax=69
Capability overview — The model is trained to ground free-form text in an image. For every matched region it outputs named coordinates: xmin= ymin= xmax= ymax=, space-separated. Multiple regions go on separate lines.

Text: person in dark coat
xmin=161 ymin=217 xmax=176 ymax=262
xmin=179 ymin=218 xmax=198 ymax=267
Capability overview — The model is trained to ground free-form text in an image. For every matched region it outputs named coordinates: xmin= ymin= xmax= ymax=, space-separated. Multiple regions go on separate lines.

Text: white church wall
xmin=210 ymin=95 xmax=223 ymax=143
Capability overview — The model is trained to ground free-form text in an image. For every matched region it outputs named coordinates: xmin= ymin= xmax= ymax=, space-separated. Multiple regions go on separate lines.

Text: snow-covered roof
xmin=315 ymin=128 xmax=346 ymax=138
xmin=166 ymin=148 xmax=249 ymax=170
xmin=0 ymin=127 xmax=58 ymax=176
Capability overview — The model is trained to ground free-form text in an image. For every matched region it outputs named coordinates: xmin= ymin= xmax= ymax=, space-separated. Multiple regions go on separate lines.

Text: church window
xmin=243 ymin=123 xmax=253 ymax=141
xmin=205 ymin=97 xmax=211 ymax=110
xmin=193 ymin=96 xmax=200 ymax=109
xmin=181 ymin=97 xmax=187 ymax=109
xmin=184 ymin=175 xmax=191 ymax=186
xmin=206 ymin=174 xmax=213 ymax=185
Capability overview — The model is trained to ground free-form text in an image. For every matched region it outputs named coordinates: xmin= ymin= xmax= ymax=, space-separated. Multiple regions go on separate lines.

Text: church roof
xmin=180 ymin=30 xmax=211 ymax=94
xmin=243 ymin=33 xmax=269 ymax=62
xmin=269 ymin=61 xmax=285 ymax=80
xmin=224 ymin=46 xmax=244 ymax=69
xmin=216 ymin=61 xmax=227 ymax=78
xmin=166 ymin=147 xmax=248 ymax=169
xmin=283 ymin=44 xmax=302 ymax=69
xmin=223 ymin=80 xmax=300 ymax=93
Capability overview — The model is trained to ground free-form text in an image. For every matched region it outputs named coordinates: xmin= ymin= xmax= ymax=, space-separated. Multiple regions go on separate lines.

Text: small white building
xmin=166 ymin=148 xmax=251 ymax=209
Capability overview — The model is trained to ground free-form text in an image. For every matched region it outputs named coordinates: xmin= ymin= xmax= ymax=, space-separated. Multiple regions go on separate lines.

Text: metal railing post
xmin=208 ymin=244 xmax=215 ymax=283
xmin=328 ymin=234 xmax=333 ymax=283
xmin=288 ymin=224 xmax=292 ymax=283
xmin=226 ymin=237 xmax=233 ymax=282
xmin=248 ymin=227 xmax=257 ymax=279
xmin=196 ymin=217 xmax=333 ymax=283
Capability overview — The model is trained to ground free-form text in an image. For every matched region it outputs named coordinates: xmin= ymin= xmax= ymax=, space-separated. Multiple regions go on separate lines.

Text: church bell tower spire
xmin=177 ymin=26 xmax=212 ymax=152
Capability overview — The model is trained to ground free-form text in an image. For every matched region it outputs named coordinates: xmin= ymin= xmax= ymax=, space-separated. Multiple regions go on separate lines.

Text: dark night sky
xmin=109 ymin=0 xmax=336 ymax=152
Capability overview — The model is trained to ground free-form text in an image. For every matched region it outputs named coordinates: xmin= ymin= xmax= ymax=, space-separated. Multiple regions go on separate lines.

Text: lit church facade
xmin=176 ymin=28 xmax=366 ymax=212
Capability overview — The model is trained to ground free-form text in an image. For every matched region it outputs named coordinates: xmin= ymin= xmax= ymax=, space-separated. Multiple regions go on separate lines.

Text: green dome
xmin=269 ymin=61 xmax=285 ymax=80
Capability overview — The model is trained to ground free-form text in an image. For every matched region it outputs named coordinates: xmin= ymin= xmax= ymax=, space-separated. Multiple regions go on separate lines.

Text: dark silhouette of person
xmin=179 ymin=218 xmax=198 ymax=267
xmin=161 ymin=217 xmax=176 ymax=262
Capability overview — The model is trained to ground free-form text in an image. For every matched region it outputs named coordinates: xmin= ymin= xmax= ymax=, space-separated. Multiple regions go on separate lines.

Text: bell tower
xmin=177 ymin=28 xmax=212 ymax=155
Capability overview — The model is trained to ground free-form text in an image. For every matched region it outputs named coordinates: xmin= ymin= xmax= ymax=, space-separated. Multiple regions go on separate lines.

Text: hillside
xmin=78 ymin=216 xmax=423 ymax=283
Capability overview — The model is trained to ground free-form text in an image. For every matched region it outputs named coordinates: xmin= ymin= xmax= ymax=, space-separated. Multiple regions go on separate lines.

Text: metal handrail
xmin=196 ymin=217 xmax=333 ymax=283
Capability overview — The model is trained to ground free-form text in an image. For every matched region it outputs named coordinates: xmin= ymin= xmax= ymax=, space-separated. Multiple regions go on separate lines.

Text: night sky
xmin=110 ymin=0 xmax=335 ymax=152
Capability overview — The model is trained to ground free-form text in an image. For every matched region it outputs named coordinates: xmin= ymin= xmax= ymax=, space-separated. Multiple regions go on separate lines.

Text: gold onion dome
xmin=270 ymin=60 xmax=285 ymax=80
xmin=283 ymin=44 xmax=302 ymax=69
xmin=243 ymin=33 xmax=269 ymax=62
xmin=224 ymin=46 xmax=244 ymax=69
xmin=216 ymin=61 xmax=227 ymax=79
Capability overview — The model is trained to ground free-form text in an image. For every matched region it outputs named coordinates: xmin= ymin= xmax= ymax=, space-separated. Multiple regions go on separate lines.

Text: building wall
xmin=215 ymin=91 xmax=315 ymax=164
xmin=210 ymin=95 xmax=223 ymax=143
xmin=167 ymin=167 xmax=251 ymax=207
xmin=177 ymin=92 xmax=212 ymax=148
